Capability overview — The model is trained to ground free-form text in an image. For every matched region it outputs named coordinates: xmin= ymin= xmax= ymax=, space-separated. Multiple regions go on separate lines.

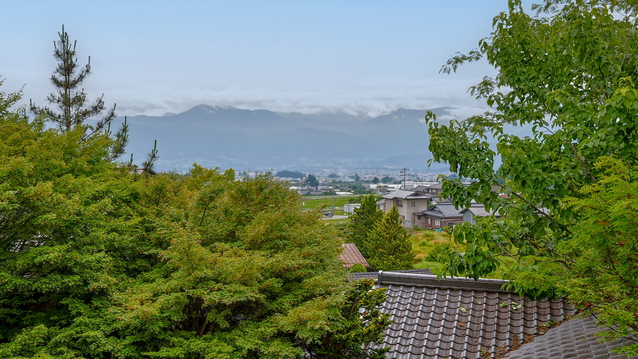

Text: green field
xmin=301 ymin=195 xmax=359 ymax=210
xmin=410 ymin=229 xmax=456 ymax=274
xmin=409 ymin=228 xmax=514 ymax=279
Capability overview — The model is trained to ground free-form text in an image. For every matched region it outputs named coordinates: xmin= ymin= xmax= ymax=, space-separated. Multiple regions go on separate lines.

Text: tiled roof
xmin=504 ymin=315 xmax=638 ymax=359
xmin=339 ymin=243 xmax=369 ymax=268
xmin=375 ymin=272 xmax=577 ymax=359
xmin=421 ymin=202 xmax=464 ymax=219
xmin=383 ymin=190 xmax=432 ymax=200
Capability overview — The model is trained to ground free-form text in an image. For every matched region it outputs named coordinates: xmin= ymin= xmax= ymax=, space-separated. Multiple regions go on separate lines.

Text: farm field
xmin=301 ymin=195 xmax=360 ymax=210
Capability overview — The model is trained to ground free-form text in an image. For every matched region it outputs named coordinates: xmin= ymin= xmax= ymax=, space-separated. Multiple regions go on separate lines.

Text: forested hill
xmin=119 ymin=106 xmax=454 ymax=172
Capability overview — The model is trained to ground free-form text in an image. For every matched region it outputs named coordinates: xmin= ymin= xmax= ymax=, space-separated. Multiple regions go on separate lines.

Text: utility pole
xmin=401 ymin=168 xmax=408 ymax=190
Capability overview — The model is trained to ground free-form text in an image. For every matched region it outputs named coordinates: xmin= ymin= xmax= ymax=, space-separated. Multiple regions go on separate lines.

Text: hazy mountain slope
xmin=119 ymin=105 xmax=453 ymax=171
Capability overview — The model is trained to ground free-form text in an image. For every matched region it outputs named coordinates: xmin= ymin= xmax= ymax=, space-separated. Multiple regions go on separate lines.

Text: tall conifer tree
xmin=367 ymin=206 xmax=414 ymax=271
xmin=30 ymin=25 xmax=128 ymax=159
xmin=347 ymin=193 xmax=382 ymax=258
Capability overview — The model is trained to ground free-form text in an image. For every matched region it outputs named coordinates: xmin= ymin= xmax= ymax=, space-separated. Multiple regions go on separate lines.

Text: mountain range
xmin=119 ymin=105 xmax=455 ymax=172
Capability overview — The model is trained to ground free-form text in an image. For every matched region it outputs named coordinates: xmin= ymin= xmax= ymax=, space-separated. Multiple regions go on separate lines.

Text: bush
xmin=349 ymin=263 xmax=367 ymax=273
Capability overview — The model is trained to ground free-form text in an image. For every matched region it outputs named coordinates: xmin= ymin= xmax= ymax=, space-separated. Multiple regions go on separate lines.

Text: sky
xmin=3 ymin=1 xmax=513 ymax=118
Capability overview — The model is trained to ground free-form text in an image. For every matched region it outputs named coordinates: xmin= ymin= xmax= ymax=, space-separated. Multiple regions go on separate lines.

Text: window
xmin=411 ymin=201 xmax=416 ymax=207
xmin=396 ymin=199 xmax=403 ymax=207
xmin=435 ymin=219 xmax=441 ymax=227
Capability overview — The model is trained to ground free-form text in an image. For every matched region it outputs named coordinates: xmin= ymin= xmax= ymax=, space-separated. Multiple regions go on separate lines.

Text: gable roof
xmin=421 ymin=202 xmax=464 ymax=219
xmin=460 ymin=203 xmax=496 ymax=217
xmin=374 ymin=271 xmax=578 ymax=359
xmin=383 ymin=190 xmax=432 ymax=200
xmin=339 ymin=243 xmax=369 ymax=268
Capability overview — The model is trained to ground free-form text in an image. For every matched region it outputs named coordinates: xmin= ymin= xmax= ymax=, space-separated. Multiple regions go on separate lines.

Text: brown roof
xmin=375 ymin=271 xmax=578 ymax=359
xmin=339 ymin=243 xmax=369 ymax=268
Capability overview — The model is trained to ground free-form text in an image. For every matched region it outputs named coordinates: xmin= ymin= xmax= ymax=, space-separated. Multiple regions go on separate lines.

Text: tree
xmin=306 ymin=173 xmax=319 ymax=187
xmin=300 ymin=279 xmax=391 ymax=359
xmin=380 ymin=176 xmax=393 ymax=183
xmin=348 ymin=263 xmax=367 ymax=273
xmin=427 ymin=0 xmax=638 ymax=353
xmin=0 ymin=85 xmax=144 ymax=358
xmin=366 ymin=207 xmax=414 ymax=271
xmin=372 ymin=177 xmax=380 ymax=184
xmin=275 ymin=170 xmax=305 ymax=179
xmin=347 ymin=194 xmax=382 ymax=258
xmin=0 ymin=84 xmax=390 ymax=358
xmin=558 ymin=158 xmax=638 ymax=354
xmin=30 ymin=25 xmax=127 ymax=159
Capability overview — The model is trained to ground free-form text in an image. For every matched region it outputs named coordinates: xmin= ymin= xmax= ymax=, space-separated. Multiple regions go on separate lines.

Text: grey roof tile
xmin=504 ymin=315 xmax=637 ymax=359
xmin=375 ymin=272 xmax=578 ymax=359
xmin=352 ymin=271 xmax=637 ymax=358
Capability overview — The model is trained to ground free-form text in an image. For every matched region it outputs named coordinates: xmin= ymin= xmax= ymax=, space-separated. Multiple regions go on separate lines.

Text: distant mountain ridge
xmin=120 ymin=105 xmax=455 ymax=172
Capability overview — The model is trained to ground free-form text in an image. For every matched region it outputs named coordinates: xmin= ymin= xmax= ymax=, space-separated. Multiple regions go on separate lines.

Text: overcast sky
xmin=3 ymin=1 xmax=512 ymax=118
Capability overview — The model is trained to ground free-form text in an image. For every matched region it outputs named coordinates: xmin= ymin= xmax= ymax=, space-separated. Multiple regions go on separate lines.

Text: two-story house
xmin=379 ymin=189 xmax=434 ymax=228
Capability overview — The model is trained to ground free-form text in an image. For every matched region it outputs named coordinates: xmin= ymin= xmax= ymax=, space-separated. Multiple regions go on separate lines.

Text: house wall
xmin=343 ymin=203 xmax=361 ymax=214
xmin=381 ymin=198 xmax=392 ymax=212
xmin=384 ymin=197 xmax=431 ymax=228
xmin=415 ymin=214 xmax=426 ymax=228
xmin=422 ymin=216 xmax=444 ymax=229
xmin=463 ymin=211 xmax=475 ymax=225
xmin=422 ymin=216 xmax=463 ymax=230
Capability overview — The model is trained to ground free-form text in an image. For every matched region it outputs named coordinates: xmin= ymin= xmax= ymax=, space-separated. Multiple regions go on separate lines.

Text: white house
xmin=343 ymin=203 xmax=361 ymax=214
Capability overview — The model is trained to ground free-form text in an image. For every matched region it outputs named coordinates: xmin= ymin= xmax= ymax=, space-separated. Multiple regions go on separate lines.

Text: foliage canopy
xmin=0 ymin=85 xmax=391 ymax=358
xmin=427 ymin=0 xmax=638 ymax=353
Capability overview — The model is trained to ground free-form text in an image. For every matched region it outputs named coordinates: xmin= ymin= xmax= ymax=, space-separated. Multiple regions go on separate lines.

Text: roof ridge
xmin=377 ymin=271 xmax=512 ymax=293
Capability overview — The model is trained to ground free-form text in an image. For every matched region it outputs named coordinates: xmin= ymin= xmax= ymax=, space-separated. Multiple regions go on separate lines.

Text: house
xmin=131 ymin=166 xmax=157 ymax=176
xmin=380 ymin=190 xmax=434 ymax=228
xmin=339 ymin=243 xmax=369 ymax=268
xmin=461 ymin=203 xmax=500 ymax=225
xmin=413 ymin=182 xmax=443 ymax=195
xmin=343 ymin=203 xmax=361 ymax=214
xmin=349 ymin=271 xmax=637 ymax=358
xmin=117 ymin=164 xmax=157 ymax=176
xmin=418 ymin=201 xmax=464 ymax=229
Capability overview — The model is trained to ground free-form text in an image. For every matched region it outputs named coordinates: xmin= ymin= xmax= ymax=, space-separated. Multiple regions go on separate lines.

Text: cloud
xmin=104 ymin=76 xmax=491 ymax=118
